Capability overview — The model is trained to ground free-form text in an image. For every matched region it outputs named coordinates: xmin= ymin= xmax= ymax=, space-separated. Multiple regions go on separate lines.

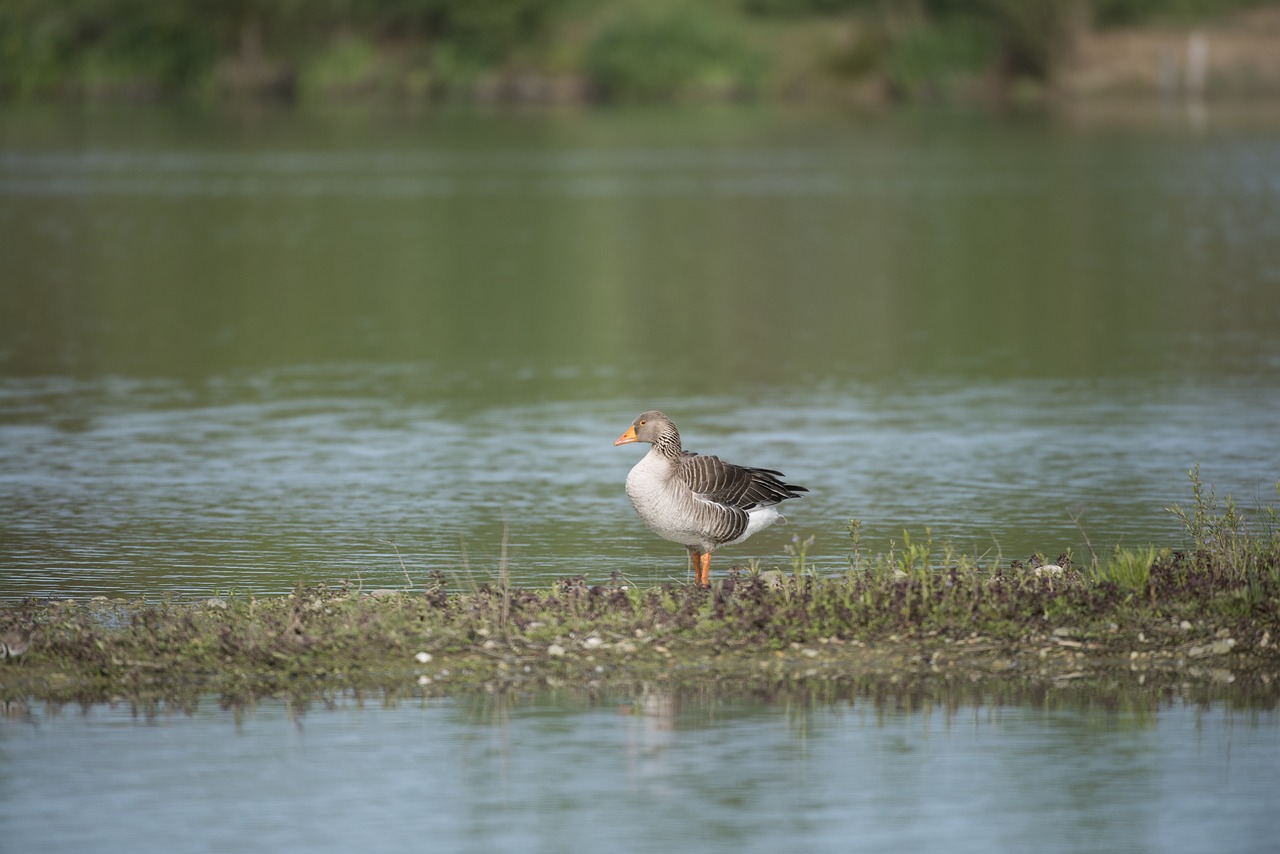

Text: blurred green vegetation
xmin=0 ymin=0 xmax=1271 ymax=102
xmin=585 ymin=6 xmax=766 ymax=100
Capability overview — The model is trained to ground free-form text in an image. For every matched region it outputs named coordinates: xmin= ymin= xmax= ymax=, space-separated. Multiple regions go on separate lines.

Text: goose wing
xmin=677 ymin=451 xmax=807 ymax=510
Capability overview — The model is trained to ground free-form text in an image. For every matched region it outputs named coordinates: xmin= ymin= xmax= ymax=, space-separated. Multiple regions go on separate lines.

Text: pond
xmin=3 ymin=101 xmax=1280 ymax=853
xmin=2 ymin=684 xmax=1277 ymax=853
xmin=2 ymin=103 xmax=1279 ymax=598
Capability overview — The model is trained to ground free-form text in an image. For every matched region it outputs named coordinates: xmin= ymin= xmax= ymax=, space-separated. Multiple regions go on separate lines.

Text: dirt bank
xmin=3 ymin=568 xmax=1277 ymax=707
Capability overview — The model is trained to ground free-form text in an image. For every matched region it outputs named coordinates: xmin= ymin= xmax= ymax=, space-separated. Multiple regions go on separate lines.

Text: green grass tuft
xmin=1096 ymin=545 xmax=1159 ymax=591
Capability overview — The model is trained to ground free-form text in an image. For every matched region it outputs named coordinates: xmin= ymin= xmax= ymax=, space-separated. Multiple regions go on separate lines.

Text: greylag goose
xmin=614 ymin=410 xmax=807 ymax=587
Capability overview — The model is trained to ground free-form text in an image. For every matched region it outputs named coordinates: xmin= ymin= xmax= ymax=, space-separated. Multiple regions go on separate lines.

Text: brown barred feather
xmin=678 ymin=452 xmax=807 ymax=510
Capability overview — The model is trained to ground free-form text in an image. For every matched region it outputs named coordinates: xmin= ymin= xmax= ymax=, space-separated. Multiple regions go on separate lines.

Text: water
xmin=2 ymin=687 xmax=1277 ymax=852
xmin=2 ymin=104 xmax=1280 ymax=599
xmin=3 ymin=101 xmax=1280 ymax=851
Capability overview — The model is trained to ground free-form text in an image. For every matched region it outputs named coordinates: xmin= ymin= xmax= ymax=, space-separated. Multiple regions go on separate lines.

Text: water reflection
xmin=2 ymin=682 xmax=1277 ymax=853
xmin=5 ymin=107 xmax=1279 ymax=383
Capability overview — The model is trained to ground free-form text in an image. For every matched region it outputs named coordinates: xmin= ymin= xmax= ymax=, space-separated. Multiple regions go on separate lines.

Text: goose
xmin=614 ymin=410 xmax=807 ymax=586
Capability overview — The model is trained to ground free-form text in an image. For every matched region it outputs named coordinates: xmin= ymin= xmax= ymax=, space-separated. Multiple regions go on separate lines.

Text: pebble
xmin=414 ymin=651 xmax=432 ymax=663
xmin=548 ymin=644 xmax=566 ymax=657
xmin=1187 ymin=638 xmax=1236 ymax=658
xmin=583 ymin=637 xmax=604 ymax=650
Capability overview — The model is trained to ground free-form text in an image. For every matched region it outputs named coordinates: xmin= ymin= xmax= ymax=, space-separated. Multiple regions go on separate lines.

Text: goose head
xmin=614 ymin=410 xmax=681 ymax=450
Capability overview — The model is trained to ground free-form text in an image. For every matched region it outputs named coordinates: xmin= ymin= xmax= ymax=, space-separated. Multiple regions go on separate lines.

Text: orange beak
xmin=613 ymin=425 xmax=638 ymax=446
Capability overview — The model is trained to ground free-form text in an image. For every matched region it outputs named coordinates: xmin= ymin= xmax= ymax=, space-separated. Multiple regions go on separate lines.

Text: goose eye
xmin=638 ymin=419 xmax=647 ymax=426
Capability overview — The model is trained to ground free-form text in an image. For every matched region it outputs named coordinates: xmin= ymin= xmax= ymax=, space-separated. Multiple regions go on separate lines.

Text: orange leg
xmin=691 ymin=547 xmax=711 ymax=588
xmin=698 ymin=551 xmax=713 ymax=588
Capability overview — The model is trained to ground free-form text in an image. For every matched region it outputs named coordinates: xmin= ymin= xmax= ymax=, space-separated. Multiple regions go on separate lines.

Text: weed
xmin=1167 ymin=465 xmax=1280 ymax=581
xmin=377 ymin=539 xmax=414 ymax=590
xmin=1096 ymin=545 xmax=1159 ymax=592
xmin=847 ymin=519 xmax=863 ymax=573
xmin=1068 ymin=505 xmax=1099 ymax=567
xmin=896 ymin=528 xmax=934 ymax=577
xmin=785 ymin=533 xmax=817 ymax=578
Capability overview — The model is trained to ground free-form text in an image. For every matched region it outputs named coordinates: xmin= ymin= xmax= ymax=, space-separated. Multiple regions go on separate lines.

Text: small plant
xmin=1068 ymin=505 xmax=1099 ymax=569
xmin=785 ymin=533 xmax=816 ymax=578
xmin=1097 ymin=545 xmax=1158 ymax=592
xmin=896 ymin=528 xmax=934 ymax=577
xmin=847 ymin=519 xmax=863 ymax=573
xmin=1166 ymin=465 xmax=1279 ymax=579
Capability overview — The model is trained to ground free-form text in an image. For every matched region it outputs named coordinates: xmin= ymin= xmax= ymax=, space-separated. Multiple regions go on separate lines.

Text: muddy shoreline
xmin=4 ymin=571 xmax=1277 ymax=708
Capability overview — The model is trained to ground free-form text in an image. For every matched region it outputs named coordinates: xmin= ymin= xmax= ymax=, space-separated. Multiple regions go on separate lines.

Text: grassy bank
xmin=3 ymin=470 xmax=1278 ymax=708
xmin=2 ymin=0 xmax=1276 ymax=105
